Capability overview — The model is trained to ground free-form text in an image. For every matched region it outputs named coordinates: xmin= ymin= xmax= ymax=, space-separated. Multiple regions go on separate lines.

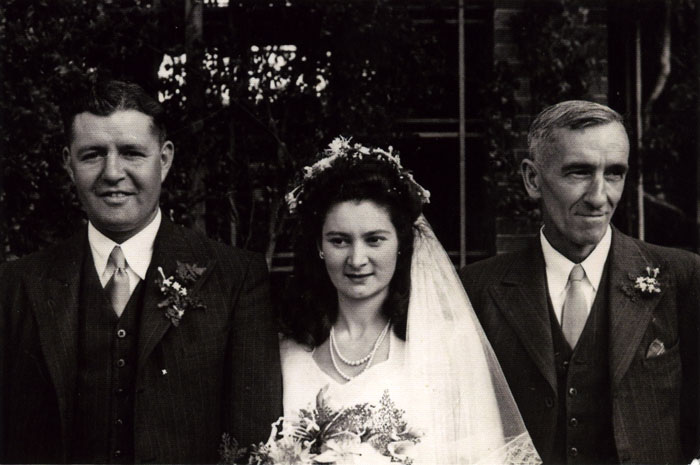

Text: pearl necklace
xmin=329 ymin=320 xmax=391 ymax=382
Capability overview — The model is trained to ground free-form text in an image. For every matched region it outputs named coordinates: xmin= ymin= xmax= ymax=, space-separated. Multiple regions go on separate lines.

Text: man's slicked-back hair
xmin=62 ymin=79 xmax=166 ymax=144
xmin=527 ymin=100 xmax=625 ymax=163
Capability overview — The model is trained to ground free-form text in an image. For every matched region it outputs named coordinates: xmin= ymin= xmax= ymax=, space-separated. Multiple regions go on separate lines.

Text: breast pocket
xmin=640 ymin=338 xmax=681 ymax=391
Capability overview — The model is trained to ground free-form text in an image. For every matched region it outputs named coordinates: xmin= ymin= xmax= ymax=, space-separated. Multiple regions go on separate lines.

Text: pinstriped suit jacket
xmin=460 ymin=228 xmax=700 ymax=464
xmin=0 ymin=219 xmax=282 ymax=463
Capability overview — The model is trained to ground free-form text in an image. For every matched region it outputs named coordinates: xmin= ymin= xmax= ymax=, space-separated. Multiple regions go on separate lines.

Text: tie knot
xmin=108 ymin=246 xmax=127 ymax=270
xmin=569 ymin=264 xmax=585 ymax=282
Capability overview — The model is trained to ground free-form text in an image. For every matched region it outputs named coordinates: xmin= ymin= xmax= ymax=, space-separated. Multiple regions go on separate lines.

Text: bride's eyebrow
xmin=323 ymin=229 xmax=391 ymax=237
xmin=363 ymin=229 xmax=392 ymax=236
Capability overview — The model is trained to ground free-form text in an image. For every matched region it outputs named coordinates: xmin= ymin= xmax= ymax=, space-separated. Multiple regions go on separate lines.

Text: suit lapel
xmin=137 ymin=219 xmax=216 ymax=370
xmin=488 ymin=244 xmax=557 ymax=392
xmin=31 ymin=229 xmax=86 ymax=441
xmin=608 ymin=229 xmax=666 ymax=387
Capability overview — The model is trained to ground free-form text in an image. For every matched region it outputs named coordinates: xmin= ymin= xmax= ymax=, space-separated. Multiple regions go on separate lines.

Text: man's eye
xmin=124 ymin=150 xmax=145 ymax=157
xmin=80 ymin=152 xmax=100 ymax=160
xmin=605 ymin=170 xmax=626 ymax=181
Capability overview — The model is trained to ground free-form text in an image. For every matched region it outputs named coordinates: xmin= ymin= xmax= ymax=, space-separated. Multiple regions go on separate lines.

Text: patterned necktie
xmin=105 ymin=246 xmax=130 ymax=317
xmin=562 ymin=264 xmax=588 ymax=349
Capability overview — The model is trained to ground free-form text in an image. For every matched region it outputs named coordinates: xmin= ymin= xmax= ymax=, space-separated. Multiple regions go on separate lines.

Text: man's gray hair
xmin=527 ymin=100 xmax=625 ymax=162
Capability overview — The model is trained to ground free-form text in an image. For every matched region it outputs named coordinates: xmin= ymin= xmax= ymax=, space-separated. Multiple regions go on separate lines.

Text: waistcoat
xmin=547 ymin=261 xmax=617 ymax=464
xmin=69 ymin=252 xmax=145 ymax=463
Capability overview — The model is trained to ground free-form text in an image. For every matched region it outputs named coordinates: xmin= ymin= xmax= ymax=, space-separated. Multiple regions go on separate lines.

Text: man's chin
xmin=90 ymin=215 xmax=151 ymax=242
xmin=573 ymin=229 xmax=607 ymax=249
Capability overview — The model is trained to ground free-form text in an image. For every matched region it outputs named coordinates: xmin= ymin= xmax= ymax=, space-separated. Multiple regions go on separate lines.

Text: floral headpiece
xmin=285 ymin=136 xmax=431 ymax=214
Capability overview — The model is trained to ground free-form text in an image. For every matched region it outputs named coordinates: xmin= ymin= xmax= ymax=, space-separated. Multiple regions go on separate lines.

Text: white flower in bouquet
xmin=220 ymin=387 xmax=421 ymax=465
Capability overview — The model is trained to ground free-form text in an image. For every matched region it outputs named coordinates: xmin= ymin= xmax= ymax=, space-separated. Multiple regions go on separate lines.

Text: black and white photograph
xmin=1 ymin=0 xmax=699 ymax=463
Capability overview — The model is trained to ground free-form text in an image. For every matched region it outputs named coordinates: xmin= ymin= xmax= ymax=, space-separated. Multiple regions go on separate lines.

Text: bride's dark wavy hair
xmin=281 ymin=153 xmax=424 ymax=348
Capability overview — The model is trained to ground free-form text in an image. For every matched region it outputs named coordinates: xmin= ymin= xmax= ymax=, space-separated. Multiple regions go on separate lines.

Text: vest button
xmin=115 ymin=387 xmax=125 ymax=396
xmin=117 ymin=329 xmax=127 ymax=338
xmin=568 ymin=387 xmax=578 ymax=397
xmin=113 ymin=450 xmax=122 ymax=458
xmin=568 ymin=447 xmax=578 ymax=457
xmin=562 ymin=360 xmax=570 ymax=370
xmin=115 ymin=418 xmax=124 ymax=427
xmin=544 ymin=397 xmax=554 ymax=408
xmin=569 ymin=417 xmax=579 ymax=427
xmin=116 ymin=358 xmax=126 ymax=368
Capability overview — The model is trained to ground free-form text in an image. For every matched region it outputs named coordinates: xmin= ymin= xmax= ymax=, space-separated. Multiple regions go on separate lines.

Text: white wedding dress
xmin=280 ymin=218 xmax=542 ymax=464
xmin=280 ymin=331 xmax=409 ymax=418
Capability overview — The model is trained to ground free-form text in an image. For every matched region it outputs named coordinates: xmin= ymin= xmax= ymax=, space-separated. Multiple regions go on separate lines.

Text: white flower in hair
xmin=286 ymin=136 xmax=431 ymax=214
xmin=328 ymin=136 xmax=350 ymax=155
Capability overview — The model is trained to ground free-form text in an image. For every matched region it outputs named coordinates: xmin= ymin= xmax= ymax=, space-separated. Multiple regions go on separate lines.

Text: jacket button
xmin=113 ymin=450 xmax=122 ymax=458
xmin=568 ymin=447 xmax=578 ymax=457
xmin=569 ymin=417 xmax=578 ymax=427
xmin=544 ymin=397 xmax=554 ymax=408
xmin=115 ymin=418 xmax=124 ymax=426
xmin=117 ymin=329 xmax=127 ymax=338
xmin=116 ymin=358 xmax=126 ymax=368
xmin=568 ymin=387 xmax=578 ymax=397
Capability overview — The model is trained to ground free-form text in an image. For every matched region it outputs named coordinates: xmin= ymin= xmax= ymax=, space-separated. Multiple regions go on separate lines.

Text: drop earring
xmin=319 ymin=250 xmax=325 ymax=260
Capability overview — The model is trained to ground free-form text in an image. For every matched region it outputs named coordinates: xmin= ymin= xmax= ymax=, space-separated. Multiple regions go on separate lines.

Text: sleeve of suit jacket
xmin=225 ymin=252 xmax=283 ymax=446
xmin=680 ymin=254 xmax=700 ymax=459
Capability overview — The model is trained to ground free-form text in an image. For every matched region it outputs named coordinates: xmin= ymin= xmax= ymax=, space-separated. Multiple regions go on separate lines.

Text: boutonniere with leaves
xmin=156 ymin=261 xmax=207 ymax=327
xmin=634 ymin=266 xmax=662 ymax=294
xmin=622 ymin=266 xmax=662 ymax=300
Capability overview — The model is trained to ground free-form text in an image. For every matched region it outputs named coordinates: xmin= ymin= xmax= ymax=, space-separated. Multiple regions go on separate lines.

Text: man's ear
xmin=160 ymin=140 xmax=174 ymax=182
xmin=62 ymin=147 xmax=75 ymax=182
xmin=520 ymin=158 xmax=542 ymax=200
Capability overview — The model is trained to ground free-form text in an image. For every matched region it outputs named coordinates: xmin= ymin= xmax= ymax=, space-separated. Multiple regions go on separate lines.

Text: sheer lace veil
xmin=404 ymin=216 xmax=541 ymax=464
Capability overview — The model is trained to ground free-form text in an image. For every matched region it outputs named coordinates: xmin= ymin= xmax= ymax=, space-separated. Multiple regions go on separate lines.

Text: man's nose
xmin=101 ymin=152 xmax=125 ymax=182
xmin=585 ymin=174 xmax=607 ymax=208
xmin=347 ymin=244 xmax=369 ymax=268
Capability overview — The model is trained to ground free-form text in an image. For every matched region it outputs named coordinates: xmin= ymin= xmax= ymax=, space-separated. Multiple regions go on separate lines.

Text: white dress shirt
xmin=540 ymin=225 xmax=612 ymax=324
xmin=88 ymin=209 xmax=162 ymax=295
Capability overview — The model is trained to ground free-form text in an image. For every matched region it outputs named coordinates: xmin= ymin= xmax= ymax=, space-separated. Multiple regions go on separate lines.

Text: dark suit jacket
xmin=460 ymin=229 xmax=700 ymax=464
xmin=0 ymin=219 xmax=283 ymax=463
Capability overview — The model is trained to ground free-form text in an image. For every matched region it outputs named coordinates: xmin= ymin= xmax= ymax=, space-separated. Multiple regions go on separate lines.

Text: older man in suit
xmin=0 ymin=79 xmax=282 ymax=463
xmin=461 ymin=100 xmax=699 ymax=464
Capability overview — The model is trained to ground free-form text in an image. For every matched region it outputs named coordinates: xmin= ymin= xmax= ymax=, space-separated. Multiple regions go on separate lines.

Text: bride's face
xmin=320 ymin=200 xmax=399 ymax=304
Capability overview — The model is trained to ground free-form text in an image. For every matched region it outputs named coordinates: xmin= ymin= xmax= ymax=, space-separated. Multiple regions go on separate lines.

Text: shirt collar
xmin=540 ymin=224 xmax=612 ymax=295
xmin=88 ymin=209 xmax=162 ymax=280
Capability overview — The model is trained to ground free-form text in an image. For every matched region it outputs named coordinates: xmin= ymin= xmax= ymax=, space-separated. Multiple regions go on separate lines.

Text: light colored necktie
xmin=105 ymin=246 xmax=130 ymax=317
xmin=562 ymin=264 xmax=588 ymax=349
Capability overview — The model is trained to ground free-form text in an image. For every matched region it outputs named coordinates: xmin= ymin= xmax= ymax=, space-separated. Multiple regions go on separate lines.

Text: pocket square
xmin=646 ymin=338 xmax=666 ymax=359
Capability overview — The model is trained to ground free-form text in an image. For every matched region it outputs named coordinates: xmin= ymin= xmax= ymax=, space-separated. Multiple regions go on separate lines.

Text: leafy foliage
xmin=511 ymin=0 xmax=606 ymax=109
xmin=640 ymin=0 xmax=698 ymax=246
xmin=1 ymin=0 xmax=164 ymax=260
xmin=1 ymin=0 xmax=446 ymax=264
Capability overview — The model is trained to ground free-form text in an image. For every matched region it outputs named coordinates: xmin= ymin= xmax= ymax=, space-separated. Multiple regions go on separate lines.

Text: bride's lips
xmin=345 ymin=272 xmax=373 ymax=282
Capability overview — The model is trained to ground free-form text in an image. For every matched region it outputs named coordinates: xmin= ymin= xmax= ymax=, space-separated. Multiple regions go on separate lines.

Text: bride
xmin=280 ymin=137 xmax=541 ymax=464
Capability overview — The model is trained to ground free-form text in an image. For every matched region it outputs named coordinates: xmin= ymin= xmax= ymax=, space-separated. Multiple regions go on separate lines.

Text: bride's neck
xmin=336 ymin=294 xmax=388 ymax=339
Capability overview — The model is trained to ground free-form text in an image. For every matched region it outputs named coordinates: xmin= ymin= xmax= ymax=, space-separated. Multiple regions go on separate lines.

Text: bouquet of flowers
xmin=220 ymin=387 xmax=422 ymax=465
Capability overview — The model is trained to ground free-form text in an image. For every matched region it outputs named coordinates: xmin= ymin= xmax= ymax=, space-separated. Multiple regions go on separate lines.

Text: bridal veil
xmin=404 ymin=216 xmax=541 ymax=464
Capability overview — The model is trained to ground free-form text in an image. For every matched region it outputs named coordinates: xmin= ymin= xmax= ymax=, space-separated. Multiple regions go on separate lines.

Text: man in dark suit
xmin=461 ymin=100 xmax=699 ymax=464
xmin=0 ymin=79 xmax=282 ymax=463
